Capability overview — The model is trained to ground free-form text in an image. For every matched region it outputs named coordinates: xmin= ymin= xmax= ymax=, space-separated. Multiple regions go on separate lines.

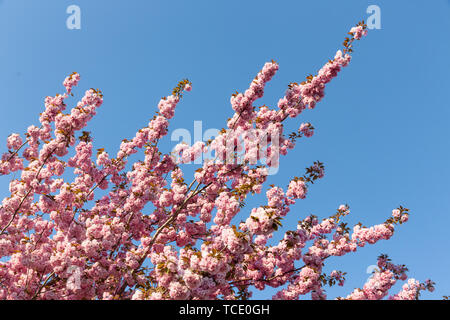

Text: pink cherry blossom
xmin=0 ymin=22 xmax=434 ymax=300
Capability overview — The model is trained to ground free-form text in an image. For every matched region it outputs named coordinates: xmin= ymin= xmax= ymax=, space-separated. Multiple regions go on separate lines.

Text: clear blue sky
xmin=0 ymin=0 xmax=449 ymax=299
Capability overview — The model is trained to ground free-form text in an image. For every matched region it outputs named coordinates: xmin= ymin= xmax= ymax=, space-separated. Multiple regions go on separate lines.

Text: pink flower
xmin=286 ymin=179 xmax=307 ymax=199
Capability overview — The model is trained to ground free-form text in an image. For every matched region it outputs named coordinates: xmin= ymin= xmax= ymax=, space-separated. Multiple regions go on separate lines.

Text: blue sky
xmin=0 ymin=0 xmax=449 ymax=299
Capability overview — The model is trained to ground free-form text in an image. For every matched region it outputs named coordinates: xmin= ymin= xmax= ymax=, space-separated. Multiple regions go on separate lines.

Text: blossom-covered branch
xmin=0 ymin=21 xmax=434 ymax=300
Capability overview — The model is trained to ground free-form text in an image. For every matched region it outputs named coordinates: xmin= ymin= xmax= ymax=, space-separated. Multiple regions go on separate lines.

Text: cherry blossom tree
xmin=0 ymin=22 xmax=434 ymax=300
